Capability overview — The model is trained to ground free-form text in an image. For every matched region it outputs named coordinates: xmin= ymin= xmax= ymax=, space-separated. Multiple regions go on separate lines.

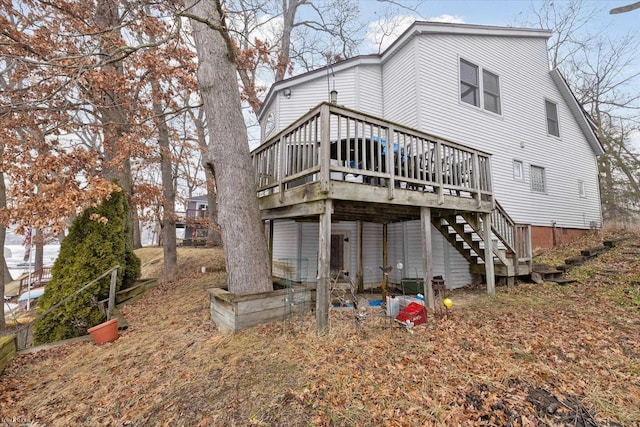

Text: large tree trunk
xmin=95 ymin=0 xmax=136 ymax=248
xmin=151 ymin=78 xmax=178 ymax=282
xmin=187 ymin=0 xmax=272 ymax=296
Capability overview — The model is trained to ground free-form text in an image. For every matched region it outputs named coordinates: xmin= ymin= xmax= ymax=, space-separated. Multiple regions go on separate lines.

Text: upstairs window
xmin=460 ymin=59 xmax=479 ymax=107
xmin=545 ymin=100 xmax=559 ymax=137
xmin=460 ymin=59 xmax=501 ymax=114
xmin=483 ymin=70 xmax=501 ymax=114
xmin=530 ymin=165 xmax=546 ymax=193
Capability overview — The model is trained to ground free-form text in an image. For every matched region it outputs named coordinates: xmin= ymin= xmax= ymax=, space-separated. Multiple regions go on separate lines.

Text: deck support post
xmin=319 ymin=104 xmax=331 ymax=193
xmin=316 ymin=199 xmax=332 ymax=334
xmin=420 ymin=207 xmax=435 ymax=311
xmin=268 ymin=219 xmax=274 ymax=274
xmin=357 ymin=220 xmax=364 ymax=293
xmin=483 ymin=212 xmax=496 ymax=296
xmin=382 ymin=223 xmax=388 ymax=303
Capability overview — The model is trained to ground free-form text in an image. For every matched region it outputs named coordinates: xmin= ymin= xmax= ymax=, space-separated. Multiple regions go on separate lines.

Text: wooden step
xmin=565 ymin=256 xmax=587 ymax=266
xmin=548 ymin=277 xmax=576 ymax=285
xmin=580 ymin=246 xmax=608 ymax=257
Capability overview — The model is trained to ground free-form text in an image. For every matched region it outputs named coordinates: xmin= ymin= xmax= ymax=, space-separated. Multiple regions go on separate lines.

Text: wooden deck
xmin=252 ymin=103 xmax=494 ymax=218
xmin=251 ymin=102 xmax=533 ymax=331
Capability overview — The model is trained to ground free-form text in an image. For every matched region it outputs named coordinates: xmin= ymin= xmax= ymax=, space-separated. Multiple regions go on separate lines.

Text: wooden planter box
xmin=209 ymin=285 xmax=313 ymax=333
xmin=0 ymin=334 xmax=17 ymax=375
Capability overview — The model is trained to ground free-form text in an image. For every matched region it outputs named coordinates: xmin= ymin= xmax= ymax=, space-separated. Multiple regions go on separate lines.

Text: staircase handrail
xmin=491 ymin=201 xmax=531 ymax=261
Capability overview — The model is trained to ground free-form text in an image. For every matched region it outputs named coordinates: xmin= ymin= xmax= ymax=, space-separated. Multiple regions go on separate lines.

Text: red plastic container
xmin=395 ymin=302 xmax=427 ymax=326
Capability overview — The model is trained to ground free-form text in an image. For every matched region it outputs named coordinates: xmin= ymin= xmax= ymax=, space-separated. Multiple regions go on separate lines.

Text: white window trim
xmin=530 ymin=164 xmax=547 ymax=194
xmin=513 ymin=159 xmax=524 ymax=181
xmin=544 ymin=98 xmax=560 ymax=138
xmin=578 ymin=179 xmax=586 ymax=198
xmin=458 ymin=57 xmax=502 ymax=116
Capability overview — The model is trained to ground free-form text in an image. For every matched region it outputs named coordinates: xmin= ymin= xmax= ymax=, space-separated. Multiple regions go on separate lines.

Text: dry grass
xmin=1 ymin=239 xmax=639 ymax=426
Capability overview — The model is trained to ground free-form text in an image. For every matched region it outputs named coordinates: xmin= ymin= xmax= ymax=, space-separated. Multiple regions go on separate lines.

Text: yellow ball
xmin=443 ymin=298 xmax=453 ymax=308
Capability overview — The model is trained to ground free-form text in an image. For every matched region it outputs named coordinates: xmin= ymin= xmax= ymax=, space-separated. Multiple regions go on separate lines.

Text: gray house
xmin=250 ymin=22 xmax=602 ymax=320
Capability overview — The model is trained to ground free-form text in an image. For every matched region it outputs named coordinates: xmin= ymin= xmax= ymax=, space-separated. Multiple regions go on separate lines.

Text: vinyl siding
xmin=272 ymin=220 xmax=300 ymax=279
xmin=382 ymin=39 xmax=419 ymax=127
xmin=300 ymin=222 xmax=319 ymax=282
xmin=355 ymin=65 xmax=384 ymax=116
xmin=387 ymin=222 xmax=405 ymax=284
xmin=362 ymin=222 xmax=383 ymax=287
xmin=413 ymin=33 xmax=601 ymax=229
xmin=275 ymin=68 xmax=358 ymax=133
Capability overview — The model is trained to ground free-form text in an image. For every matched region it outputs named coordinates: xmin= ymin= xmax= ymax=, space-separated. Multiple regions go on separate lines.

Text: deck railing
xmin=252 ymin=103 xmax=493 ymax=205
xmin=492 ymin=201 xmax=532 ymax=262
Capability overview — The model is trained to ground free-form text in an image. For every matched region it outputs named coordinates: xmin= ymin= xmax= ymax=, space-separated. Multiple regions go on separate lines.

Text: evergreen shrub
xmin=33 ymin=188 xmax=140 ymax=344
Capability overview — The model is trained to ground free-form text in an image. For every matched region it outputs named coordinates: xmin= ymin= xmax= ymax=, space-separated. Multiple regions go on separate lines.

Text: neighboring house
xmin=251 ymin=22 xmax=603 ymax=319
xmin=183 ymin=195 xmax=210 ymax=246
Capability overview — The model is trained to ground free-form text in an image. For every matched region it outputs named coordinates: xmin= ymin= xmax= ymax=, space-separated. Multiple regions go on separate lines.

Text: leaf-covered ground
xmin=1 ymin=235 xmax=639 ymax=426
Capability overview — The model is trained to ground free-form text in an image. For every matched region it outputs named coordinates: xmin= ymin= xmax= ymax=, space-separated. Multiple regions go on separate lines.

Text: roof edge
xmin=550 ymin=69 xmax=604 ymax=156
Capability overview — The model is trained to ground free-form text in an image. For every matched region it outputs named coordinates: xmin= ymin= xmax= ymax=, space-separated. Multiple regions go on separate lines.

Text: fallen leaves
xmin=1 ymin=241 xmax=640 ymax=425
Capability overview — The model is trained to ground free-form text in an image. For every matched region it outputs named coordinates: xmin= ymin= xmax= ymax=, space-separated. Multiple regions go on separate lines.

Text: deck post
xmin=268 ymin=219 xmax=274 ymax=273
xmin=472 ymin=152 xmax=481 ymax=208
xmin=319 ymin=104 xmax=331 ymax=193
xmin=357 ymin=220 xmax=364 ymax=293
xmin=483 ymin=212 xmax=496 ymax=296
xmin=435 ymin=140 xmax=444 ymax=205
xmin=278 ymin=135 xmax=286 ymax=202
xmin=316 ymin=199 xmax=332 ymax=333
xmin=386 ymin=126 xmax=395 ymax=200
xmin=420 ymin=207 xmax=435 ymax=311
xmin=382 ymin=223 xmax=388 ymax=303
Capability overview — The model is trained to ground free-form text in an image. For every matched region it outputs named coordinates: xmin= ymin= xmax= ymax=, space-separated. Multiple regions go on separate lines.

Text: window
xmin=513 ymin=160 xmax=524 ymax=181
xmin=545 ymin=100 xmax=559 ymax=137
xmin=460 ymin=59 xmax=479 ymax=107
xmin=264 ymin=112 xmax=276 ymax=137
xmin=578 ymin=180 xmax=586 ymax=198
xmin=483 ymin=70 xmax=501 ymax=114
xmin=460 ymin=59 xmax=501 ymax=114
xmin=530 ymin=165 xmax=546 ymax=193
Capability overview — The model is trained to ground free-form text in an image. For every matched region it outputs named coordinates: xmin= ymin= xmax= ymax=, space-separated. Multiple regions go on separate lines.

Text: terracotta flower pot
xmin=87 ymin=318 xmax=119 ymax=344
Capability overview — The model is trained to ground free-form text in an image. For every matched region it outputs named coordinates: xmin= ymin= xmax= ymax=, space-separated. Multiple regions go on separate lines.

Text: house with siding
xmin=251 ymin=22 xmax=602 ymax=325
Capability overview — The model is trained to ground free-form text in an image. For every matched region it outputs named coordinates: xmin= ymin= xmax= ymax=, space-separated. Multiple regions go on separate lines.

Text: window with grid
xmin=483 ymin=70 xmax=501 ymax=114
xmin=530 ymin=165 xmax=546 ymax=193
xmin=460 ymin=59 xmax=479 ymax=107
xmin=545 ymin=100 xmax=559 ymax=137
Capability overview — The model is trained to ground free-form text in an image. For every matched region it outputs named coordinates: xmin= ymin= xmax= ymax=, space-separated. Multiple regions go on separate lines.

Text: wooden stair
xmin=432 ymin=209 xmax=532 ymax=282
xmin=531 ymin=263 xmax=575 ymax=285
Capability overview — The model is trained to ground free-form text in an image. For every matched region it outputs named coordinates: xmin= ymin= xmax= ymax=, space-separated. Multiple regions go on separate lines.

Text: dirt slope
xmin=0 ymin=235 xmax=639 ymax=426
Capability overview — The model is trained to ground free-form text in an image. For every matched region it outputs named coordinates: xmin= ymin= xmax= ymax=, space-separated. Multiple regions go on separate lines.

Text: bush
xmin=33 ymin=187 xmax=140 ymax=344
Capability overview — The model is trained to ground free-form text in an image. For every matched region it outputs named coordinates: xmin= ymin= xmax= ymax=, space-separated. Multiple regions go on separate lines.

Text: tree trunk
xmin=34 ymin=228 xmax=43 ymax=271
xmin=132 ymin=209 xmax=142 ymax=249
xmin=94 ymin=0 xmax=136 ymax=250
xmin=187 ymin=0 xmax=272 ymax=296
xmin=151 ymin=78 xmax=178 ymax=282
